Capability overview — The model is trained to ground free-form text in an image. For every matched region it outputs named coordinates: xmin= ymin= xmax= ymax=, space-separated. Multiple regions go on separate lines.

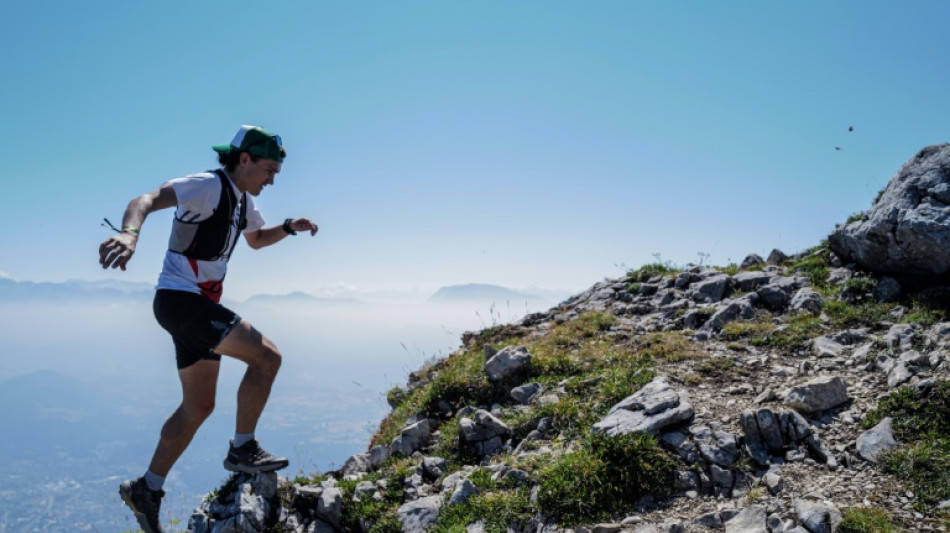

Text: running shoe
xmin=119 ymin=477 xmax=165 ymax=533
xmin=223 ymin=439 xmax=289 ymax=473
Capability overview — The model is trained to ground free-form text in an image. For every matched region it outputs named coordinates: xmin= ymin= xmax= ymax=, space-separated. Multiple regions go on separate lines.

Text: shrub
xmin=433 ymin=488 xmax=532 ymax=533
xmin=535 ymin=431 xmax=675 ymax=525
xmin=865 ymin=382 xmax=950 ymax=510
xmin=881 ymin=439 xmax=950 ymax=509
xmin=863 ymin=382 xmax=950 ymax=440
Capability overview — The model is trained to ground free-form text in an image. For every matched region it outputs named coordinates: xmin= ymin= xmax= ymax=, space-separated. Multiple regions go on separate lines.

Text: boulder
xmin=856 ymin=417 xmax=898 ymax=463
xmin=874 ymin=276 xmax=901 ymax=302
xmin=829 ymin=144 xmax=950 ymax=278
xmin=793 ymin=500 xmax=842 ymax=533
xmin=593 ymin=377 xmax=694 ymax=437
xmin=460 ymin=409 xmax=510 ymax=457
xmin=724 ymin=505 xmax=768 ymax=533
xmin=397 ymin=495 xmax=442 ymax=532
xmin=740 ymin=254 xmax=765 ymax=268
xmin=511 ymin=382 xmax=543 ymax=404
xmin=767 ymin=249 xmax=789 ymax=264
xmin=687 ymin=274 xmax=733 ymax=303
xmin=341 ymin=453 xmax=371 ymax=477
xmin=449 ymin=479 xmax=480 ymax=506
xmin=784 ymin=377 xmax=850 ymax=414
xmin=485 ymin=346 xmax=532 ymax=384
xmin=733 ymin=271 xmax=771 ymax=291
xmin=789 ymin=288 xmax=823 ymax=314
xmin=391 ymin=419 xmax=431 ymax=457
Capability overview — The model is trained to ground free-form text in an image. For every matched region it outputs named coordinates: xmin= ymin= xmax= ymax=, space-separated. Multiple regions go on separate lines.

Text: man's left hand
xmin=289 ymin=218 xmax=318 ymax=236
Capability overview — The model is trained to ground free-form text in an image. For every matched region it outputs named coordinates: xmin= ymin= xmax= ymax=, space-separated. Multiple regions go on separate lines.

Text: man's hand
xmin=99 ymin=232 xmax=138 ymax=270
xmin=289 ymin=218 xmax=319 ymax=236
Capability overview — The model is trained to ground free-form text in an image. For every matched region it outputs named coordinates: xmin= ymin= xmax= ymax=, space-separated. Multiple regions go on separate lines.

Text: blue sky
xmin=2 ymin=1 xmax=948 ymax=300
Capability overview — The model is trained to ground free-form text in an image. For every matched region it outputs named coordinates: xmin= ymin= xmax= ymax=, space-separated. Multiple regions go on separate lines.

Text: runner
xmin=99 ymin=125 xmax=317 ymax=533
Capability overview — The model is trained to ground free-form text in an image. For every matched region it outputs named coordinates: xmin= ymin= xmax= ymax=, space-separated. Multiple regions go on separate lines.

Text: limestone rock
xmin=724 ymin=505 xmax=767 ymax=533
xmin=789 ymin=288 xmax=823 ymax=314
xmin=485 ymin=346 xmax=532 ymax=384
xmin=829 ymin=144 xmax=950 ymax=278
xmin=391 ymin=419 xmax=431 ymax=457
xmin=593 ymin=377 xmax=694 ymax=437
xmin=460 ymin=409 xmax=510 ymax=457
xmin=784 ymin=377 xmax=849 ymax=414
xmin=449 ymin=479 xmax=479 ymax=506
xmin=511 ymin=382 xmax=543 ymax=404
xmin=857 ymin=417 xmax=898 ymax=463
xmin=793 ymin=500 xmax=842 ymax=533
xmin=740 ymin=254 xmax=765 ymax=268
xmin=397 ymin=495 xmax=442 ymax=533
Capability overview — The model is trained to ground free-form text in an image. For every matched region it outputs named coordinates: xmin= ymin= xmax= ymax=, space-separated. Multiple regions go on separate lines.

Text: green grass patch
xmin=900 ymin=288 xmax=950 ymax=326
xmin=535 ymin=431 xmax=676 ymax=526
xmin=864 ymin=382 xmax=950 ymax=511
xmin=627 ymin=262 xmax=678 ymax=282
xmin=630 ymin=331 xmax=706 ymax=363
xmin=693 ymin=356 xmax=738 ymax=377
xmin=721 ymin=320 xmax=774 ymax=343
xmin=838 ymin=507 xmax=903 ymax=533
xmin=824 ymin=300 xmax=893 ymax=328
xmin=788 ymin=244 xmax=833 ymax=291
xmin=371 ymin=346 xmax=498 ymax=448
xmin=719 ymin=263 xmax=741 ymax=276
xmin=752 ymin=314 xmax=825 ymax=351
xmin=902 ymin=306 xmax=947 ymax=326
xmin=339 ymin=465 xmax=412 ymax=533
xmin=864 ymin=382 xmax=950 ymax=440
xmin=881 ymin=438 xmax=950 ymax=509
xmin=432 ymin=488 xmax=532 ymax=533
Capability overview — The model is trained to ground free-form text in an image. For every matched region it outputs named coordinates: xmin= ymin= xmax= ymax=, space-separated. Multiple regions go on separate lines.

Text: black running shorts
xmin=153 ymin=289 xmax=242 ymax=369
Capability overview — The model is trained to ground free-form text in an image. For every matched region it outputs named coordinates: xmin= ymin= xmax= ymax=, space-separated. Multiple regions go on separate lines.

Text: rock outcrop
xmin=830 ymin=143 xmax=950 ymax=278
xmin=186 ymin=147 xmax=950 ymax=533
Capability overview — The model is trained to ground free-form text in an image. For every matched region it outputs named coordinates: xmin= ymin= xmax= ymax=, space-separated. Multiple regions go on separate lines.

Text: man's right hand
xmin=99 ymin=232 xmax=138 ymax=271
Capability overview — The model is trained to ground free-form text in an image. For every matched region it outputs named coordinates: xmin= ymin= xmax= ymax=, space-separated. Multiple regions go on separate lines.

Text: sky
xmin=2 ymin=1 xmax=948 ymax=301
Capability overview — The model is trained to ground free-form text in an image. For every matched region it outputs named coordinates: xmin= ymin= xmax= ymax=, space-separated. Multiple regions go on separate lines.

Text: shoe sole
xmin=119 ymin=482 xmax=160 ymax=533
xmin=223 ymin=458 xmax=290 ymax=473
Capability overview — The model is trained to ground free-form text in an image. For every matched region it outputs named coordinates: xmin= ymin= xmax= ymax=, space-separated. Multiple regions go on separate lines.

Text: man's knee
xmin=260 ymin=346 xmax=282 ymax=377
xmin=248 ymin=341 xmax=281 ymax=377
xmin=184 ymin=399 xmax=215 ymax=422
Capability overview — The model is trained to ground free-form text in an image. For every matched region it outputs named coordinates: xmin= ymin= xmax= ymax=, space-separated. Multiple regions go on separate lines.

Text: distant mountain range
xmin=0 ymin=278 xmax=569 ymax=307
xmin=0 ymin=277 xmax=153 ymax=302
xmin=428 ymin=283 xmax=565 ymax=303
xmin=244 ymin=291 xmax=361 ymax=305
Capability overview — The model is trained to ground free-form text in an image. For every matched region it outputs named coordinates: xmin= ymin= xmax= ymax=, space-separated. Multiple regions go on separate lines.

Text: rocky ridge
xmin=186 ymin=146 xmax=950 ymax=533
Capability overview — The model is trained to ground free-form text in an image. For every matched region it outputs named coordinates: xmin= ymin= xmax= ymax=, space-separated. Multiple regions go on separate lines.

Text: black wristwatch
xmin=282 ymin=218 xmax=297 ymax=235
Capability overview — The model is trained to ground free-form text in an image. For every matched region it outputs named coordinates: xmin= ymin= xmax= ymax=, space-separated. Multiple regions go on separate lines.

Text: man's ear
xmin=238 ymin=151 xmax=251 ymax=166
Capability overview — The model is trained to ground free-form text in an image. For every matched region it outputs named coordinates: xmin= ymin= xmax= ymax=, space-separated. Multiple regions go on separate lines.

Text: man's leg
xmin=148 ymin=359 xmax=221 ymax=476
xmin=121 ymin=359 xmax=219 ymax=533
xmin=214 ymin=319 xmax=289 ymax=472
xmin=214 ymin=319 xmax=282 ymax=434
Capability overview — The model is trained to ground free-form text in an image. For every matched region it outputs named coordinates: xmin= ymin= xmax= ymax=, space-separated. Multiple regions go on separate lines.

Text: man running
xmin=100 ymin=125 xmax=317 ymax=533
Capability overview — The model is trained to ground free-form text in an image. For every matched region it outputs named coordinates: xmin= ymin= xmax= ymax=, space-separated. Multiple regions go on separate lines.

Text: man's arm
xmin=98 ymin=185 xmax=178 ymax=271
xmin=244 ymin=218 xmax=318 ymax=250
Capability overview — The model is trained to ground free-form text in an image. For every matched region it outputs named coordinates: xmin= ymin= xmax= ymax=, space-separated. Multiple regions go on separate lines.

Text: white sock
xmin=233 ymin=432 xmax=255 ymax=448
xmin=144 ymin=470 xmax=165 ymax=492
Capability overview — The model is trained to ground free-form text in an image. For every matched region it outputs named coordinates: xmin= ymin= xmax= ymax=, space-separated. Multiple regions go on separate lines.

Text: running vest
xmin=167 ymin=169 xmax=247 ymax=261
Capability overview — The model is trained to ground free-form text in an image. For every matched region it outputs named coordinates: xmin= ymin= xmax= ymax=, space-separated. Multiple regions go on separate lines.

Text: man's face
xmin=240 ymin=153 xmax=282 ymax=196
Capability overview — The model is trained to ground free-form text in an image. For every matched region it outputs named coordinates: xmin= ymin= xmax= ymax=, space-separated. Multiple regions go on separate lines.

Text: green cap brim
xmin=212 ymin=143 xmax=234 ymax=153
